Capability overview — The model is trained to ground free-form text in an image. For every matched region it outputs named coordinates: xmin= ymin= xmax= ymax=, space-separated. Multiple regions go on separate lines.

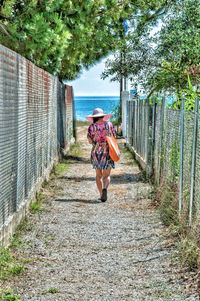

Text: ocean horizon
xmin=74 ymin=95 xmax=120 ymax=121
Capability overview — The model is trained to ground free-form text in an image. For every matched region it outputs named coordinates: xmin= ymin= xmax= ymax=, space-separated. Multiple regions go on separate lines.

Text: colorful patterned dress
xmin=87 ymin=121 xmax=116 ymax=169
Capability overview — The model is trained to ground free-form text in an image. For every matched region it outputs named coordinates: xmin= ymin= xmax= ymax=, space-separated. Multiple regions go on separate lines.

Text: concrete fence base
xmin=0 ymin=159 xmax=58 ymax=247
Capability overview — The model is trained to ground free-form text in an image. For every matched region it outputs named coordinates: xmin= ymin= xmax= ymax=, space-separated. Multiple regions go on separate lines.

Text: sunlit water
xmin=75 ymin=96 xmax=120 ymax=121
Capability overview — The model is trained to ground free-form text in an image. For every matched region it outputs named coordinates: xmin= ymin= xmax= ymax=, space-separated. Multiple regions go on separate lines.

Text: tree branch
xmin=0 ymin=22 xmax=12 ymax=37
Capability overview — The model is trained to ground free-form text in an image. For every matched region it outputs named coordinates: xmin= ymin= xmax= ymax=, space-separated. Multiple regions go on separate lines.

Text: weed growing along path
xmin=0 ymin=127 xmax=198 ymax=300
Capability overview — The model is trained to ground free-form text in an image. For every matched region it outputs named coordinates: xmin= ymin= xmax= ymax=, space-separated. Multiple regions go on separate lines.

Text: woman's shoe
xmin=101 ymin=188 xmax=107 ymax=202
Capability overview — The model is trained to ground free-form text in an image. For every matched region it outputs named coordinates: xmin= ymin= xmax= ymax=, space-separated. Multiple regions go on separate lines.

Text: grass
xmin=0 ymin=248 xmax=24 ymax=280
xmin=154 ymin=181 xmax=200 ymax=271
xmin=30 ymin=191 xmax=46 ymax=213
xmin=44 ymin=234 xmax=55 ymax=246
xmin=52 ymin=162 xmax=69 ymax=176
xmin=0 ymin=290 xmax=21 ymax=301
xmin=178 ymin=237 xmax=200 ymax=271
xmin=45 ymin=288 xmax=59 ymax=294
xmin=121 ymin=144 xmax=148 ymax=182
xmin=76 ymin=120 xmax=89 ymax=127
xmin=121 ymin=144 xmax=137 ymax=164
xmin=157 ymin=183 xmax=179 ymax=227
xmin=10 ymin=218 xmax=31 ymax=249
xmin=68 ymin=142 xmax=83 ymax=157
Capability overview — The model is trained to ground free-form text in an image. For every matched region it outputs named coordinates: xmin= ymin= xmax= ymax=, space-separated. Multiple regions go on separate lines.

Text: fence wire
xmin=125 ymin=95 xmax=200 ymax=224
xmin=162 ymin=109 xmax=181 ymax=182
xmin=0 ymin=45 xmax=74 ymax=231
xmin=126 ymin=98 xmax=151 ymax=170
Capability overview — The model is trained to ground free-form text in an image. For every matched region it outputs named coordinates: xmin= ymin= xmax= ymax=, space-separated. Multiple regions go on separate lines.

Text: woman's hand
xmin=87 ymin=136 xmax=93 ymax=144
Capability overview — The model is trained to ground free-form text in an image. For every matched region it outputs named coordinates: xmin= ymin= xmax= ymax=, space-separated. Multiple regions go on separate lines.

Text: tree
xmin=102 ymin=0 xmax=200 ymax=96
xmin=0 ymin=0 xmax=131 ymax=78
xmin=0 ymin=0 xmax=173 ymax=79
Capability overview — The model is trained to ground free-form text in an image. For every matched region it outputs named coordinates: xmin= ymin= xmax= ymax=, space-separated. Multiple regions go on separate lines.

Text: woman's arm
xmin=87 ymin=134 xmax=93 ymax=144
xmin=87 ymin=125 xmax=94 ymax=144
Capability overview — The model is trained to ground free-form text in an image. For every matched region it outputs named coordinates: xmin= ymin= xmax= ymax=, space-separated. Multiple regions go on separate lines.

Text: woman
xmin=87 ymin=108 xmax=116 ymax=202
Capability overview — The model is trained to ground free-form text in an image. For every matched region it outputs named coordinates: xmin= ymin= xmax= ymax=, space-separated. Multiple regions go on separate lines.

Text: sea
xmin=74 ymin=96 xmax=120 ymax=121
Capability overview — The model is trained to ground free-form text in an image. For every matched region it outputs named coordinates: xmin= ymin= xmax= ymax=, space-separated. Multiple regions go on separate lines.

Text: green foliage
xmin=0 ymin=290 xmax=21 ymax=301
xmin=158 ymin=183 xmax=178 ymax=227
xmin=68 ymin=142 xmax=83 ymax=158
xmin=111 ymin=104 xmax=121 ymax=126
xmin=155 ymin=181 xmax=200 ymax=271
xmin=0 ymin=0 xmax=139 ymax=79
xmin=0 ymin=248 xmax=24 ymax=280
xmin=52 ymin=162 xmax=69 ymax=176
xmin=30 ymin=200 xmax=42 ymax=212
xmin=178 ymin=238 xmax=199 ymax=271
xmin=30 ymin=192 xmax=45 ymax=213
xmin=103 ymin=0 xmax=200 ymax=98
xmin=169 ymin=142 xmax=180 ymax=179
xmin=149 ymin=95 xmax=163 ymax=106
xmin=46 ymin=288 xmax=59 ymax=294
xmin=170 ymin=76 xmax=199 ymax=111
xmin=10 ymin=218 xmax=31 ymax=250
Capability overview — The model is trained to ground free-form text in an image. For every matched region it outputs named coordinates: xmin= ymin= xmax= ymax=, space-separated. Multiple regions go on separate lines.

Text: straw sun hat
xmin=86 ymin=108 xmax=112 ymax=123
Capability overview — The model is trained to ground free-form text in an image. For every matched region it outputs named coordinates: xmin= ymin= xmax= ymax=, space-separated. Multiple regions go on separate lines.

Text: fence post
xmin=137 ymin=98 xmax=139 ymax=153
xmin=151 ymin=99 xmax=157 ymax=177
xmin=132 ymin=99 xmax=135 ymax=147
xmin=146 ymin=98 xmax=154 ymax=177
xmin=189 ymin=98 xmax=199 ymax=226
xmin=72 ymin=87 xmax=77 ymax=142
xmin=157 ymin=96 xmax=166 ymax=184
xmin=179 ymin=96 xmax=185 ymax=215
xmin=126 ymin=99 xmax=130 ymax=144
xmin=121 ymin=91 xmax=129 ymax=138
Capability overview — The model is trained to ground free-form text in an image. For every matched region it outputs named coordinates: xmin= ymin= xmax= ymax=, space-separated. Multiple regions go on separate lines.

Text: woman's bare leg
xmin=100 ymin=169 xmax=111 ymax=202
xmin=102 ymin=168 xmax=111 ymax=190
xmin=96 ymin=169 xmax=103 ymax=196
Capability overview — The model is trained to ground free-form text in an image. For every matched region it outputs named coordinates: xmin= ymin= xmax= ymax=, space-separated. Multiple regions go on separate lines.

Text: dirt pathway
xmin=1 ymin=127 xmax=198 ymax=300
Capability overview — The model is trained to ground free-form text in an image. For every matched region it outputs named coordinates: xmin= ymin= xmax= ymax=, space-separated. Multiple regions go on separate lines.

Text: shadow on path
xmin=59 ymin=172 xmax=144 ymax=184
xmin=54 ymin=198 xmax=100 ymax=204
xmin=64 ymin=155 xmax=90 ymax=164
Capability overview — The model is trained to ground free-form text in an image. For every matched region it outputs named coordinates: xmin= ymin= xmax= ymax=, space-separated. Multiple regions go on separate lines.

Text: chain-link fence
xmin=125 ymin=94 xmax=200 ymax=225
xmin=0 ymin=45 xmax=74 ymax=244
xmin=126 ymin=97 xmax=152 ymax=173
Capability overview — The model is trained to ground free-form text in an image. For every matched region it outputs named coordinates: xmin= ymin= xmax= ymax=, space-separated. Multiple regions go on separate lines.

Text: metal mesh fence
xmin=154 ymin=105 xmax=162 ymax=183
xmin=195 ymin=118 xmax=200 ymax=212
xmin=124 ymin=94 xmax=200 ymax=224
xmin=162 ymin=109 xmax=181 ymax=183
xmin=126 ymin=98 xmax=151 ymax=170
xmin=183 ymin=112 xmax=194 ymax=197
xmin=0 ymin=45 xmax=74 ymax=233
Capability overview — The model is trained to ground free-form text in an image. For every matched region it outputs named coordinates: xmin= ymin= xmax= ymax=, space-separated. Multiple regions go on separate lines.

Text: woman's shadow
xmin=54 ymin=198 xmax=100 ymax=204
xmin=55 ymin=171 xmax=144 ymax=204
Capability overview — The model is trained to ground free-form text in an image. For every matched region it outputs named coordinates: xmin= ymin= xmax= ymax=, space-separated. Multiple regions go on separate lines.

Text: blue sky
xmin=67 ymin=57 xmax=119 ymax=96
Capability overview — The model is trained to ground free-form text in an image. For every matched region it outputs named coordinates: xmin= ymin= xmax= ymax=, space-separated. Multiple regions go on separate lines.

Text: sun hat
xmin=86 ymin=108 xmax=112 ymax=123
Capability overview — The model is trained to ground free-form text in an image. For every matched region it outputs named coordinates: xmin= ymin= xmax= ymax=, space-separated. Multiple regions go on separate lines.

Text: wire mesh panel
xmin=126 ymin=97 xmax=152 ymax=170
xmin=153 ymin=105 xmax=162 ymax=183
xmin=162 ymin=109 xmax=181 ymax=182
xmin=195 ymin=116 xmax=200 ymax=213
xmin=65 ymin=85 xmax=74 ymax=147
xmin=182 ymin=112 xmax=194 ymax=209
xmin=0 ymin=47 xmax=18 ymax=226
xmin=126 ymin=100 xmax=132 ymax=145
xmin=123 ymin=90 xmax=200 ymax=224
xmin=0 ymin=44 xmax=74 ymax=235
xmin=129 ymin=100 xmax=134 ymax=146
xmin=16 ymin=55 xmax=27 ymax=207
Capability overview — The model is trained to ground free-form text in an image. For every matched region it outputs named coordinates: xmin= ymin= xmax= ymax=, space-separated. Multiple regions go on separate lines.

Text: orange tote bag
xmin=106 ymin=136 xmax=120 ymax=162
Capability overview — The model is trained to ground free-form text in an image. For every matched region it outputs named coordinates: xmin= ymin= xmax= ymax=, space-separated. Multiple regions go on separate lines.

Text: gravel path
xmin=1 ymin=127 xmax=198 ymax=300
